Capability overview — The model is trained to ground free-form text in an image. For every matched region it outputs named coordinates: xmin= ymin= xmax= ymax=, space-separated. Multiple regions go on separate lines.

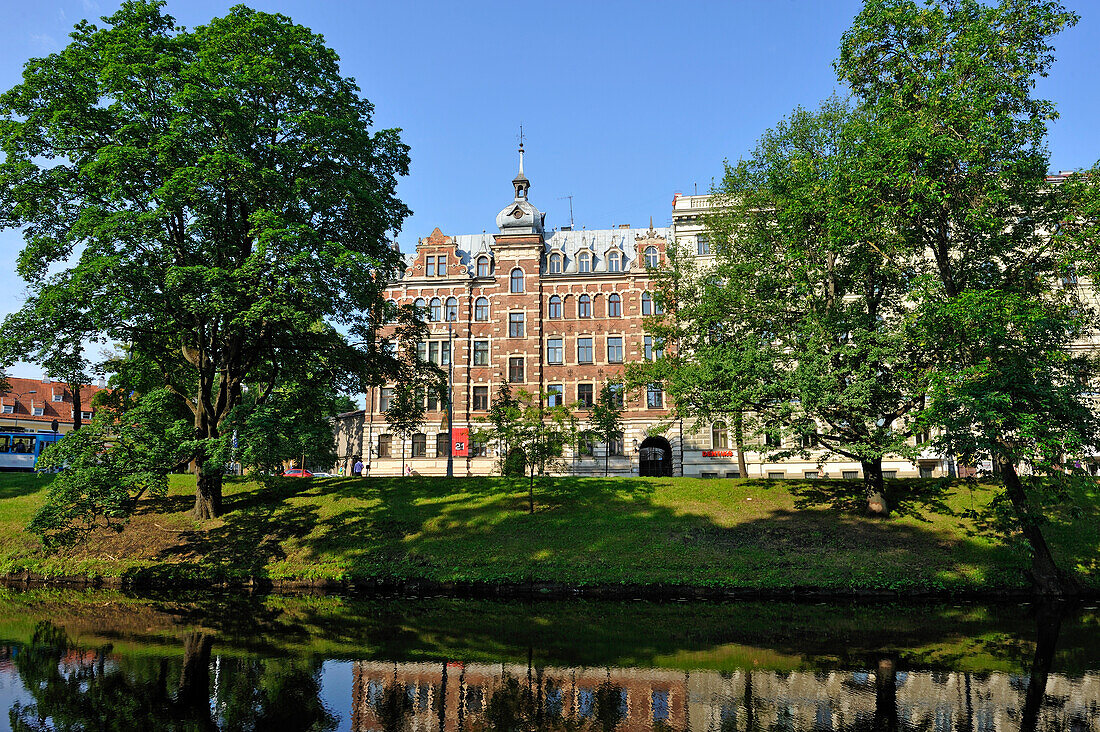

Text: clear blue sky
xmin=0 ymin=0 xmax=1098 ymax=376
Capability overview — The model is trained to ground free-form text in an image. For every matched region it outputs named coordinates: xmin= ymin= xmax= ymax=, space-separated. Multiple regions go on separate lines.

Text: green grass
xmin=0 ymin=472 xmax=1096 ymax=592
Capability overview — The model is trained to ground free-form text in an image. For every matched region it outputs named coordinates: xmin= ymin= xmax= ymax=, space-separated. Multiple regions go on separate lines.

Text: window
xmin=643 ymin=335 xmax=663 ymax=360
xmin=429 ymin=341 xmax=439 ymax=365
xmin=1063 ymin=266 xmax=1078 ymax=286
xmin=697 ymin=236 xmax=710 ymax=255
xmin=765 ymin=427 xmax=782 ymax=447
xmin=51 ymin=392 xmax=63 ymax=402
xmin=475 ymin=297 xmax=489 ymax=321
xmin=842 ymin=470 xmax=859 ymax=480
xmin=609 ymin=382 xmax=624 ymax=407
xmin=883 ymin=470 xmax=897 ymax=479
xmin=608 ymin=293 xmax=621 ymax=317
xmin=578 ymin=251 xmax=591 ymax=273
xmin=547 ymin=337 xmax=563 ymax=364
xmin=426 ymin=255 xmax=435 ymax=275
xmin=509 ymin=312 xmax=525 ymax=338
xmin=473 ymin=340 xmax=489 ymax=365
xmin=805 ymin=471 xmax=820 ymax=479
xmin=547 ymin=384 xmax=563 ymax=407
xmin=411 ymin=433 xmax=427 ymax=457
xmin=607 ymin=336 xmax=623 ymax=363
xmin=608 ymin=433 xmax=624 ymax=456
xmin=473 ymin=386 xmax=489 ymax=411
xmin=440 ymin=340 xmax=451 ymax=365
xmin=607 ymin=251 xmax=620 ymax=272
xmin=646 ymin=383 xmax=664 ymax=409
xmin=801 ymin=432 xmax=818 ymax=448
xmin=767 ymin=471 xmax=785 ymax=479
xmin=577 ymin=337 xmax=594 ymax=364
xmin=32 ymin=406 xmax=44 ymax=416
xmin=445 ymin=297 xmax=458 ymax=321
xmin=383 ymin=340 xmax=397 ymax=358
xmin=548 ymin=253 xmax=562 ymax=274
xmin=578 ymin=294 xmax=591 ymax=318
xmin=378 ymin=434 xmax=391 ymax=458
xmin=436 ymin=433 xmax=450 ymax=458
xmin=429 ymin=298 xmax=441 ymax=322
xmin=424 ymin=388 xmax=438 ymax=412
xmin=386 ymin=299 xmax=398 ymax=323
xmin=712 ymin=421 xmax=728 ymax=449
xmin=379 ymin=387 xmax=394 ymax=412
xmin=509 ymin=357 xmax=524 ymax=383
xmin=471 ymin=439 xmax=488 ymax=457
xmin=416 ymin=341 xmax=428 ymax=361
xmin=548 ymin=295 xmax=562 ymax=319
xmin=1 ymin=405 xmax=12 ymax=414
xmin=578 ymin=383 xmax=594 ymax=408
xmin=920 ymin=465 xmax=934 ymax=478
xmin=652 ymin=690 xmax=670 ymax=722
xmin=414 ymin=297 xmax=426 ymax=312
xmin=477 ymin=256 xmax=490 ymax=277
xmin=645 ymin=246 xmax=659 ymax=268
xmin=915 ymin=429 xmax=930 ymax=445
xmin=437 ymin=256 xmax=447 ymax=277
xmin=641 ymin=292 xmax=653 ymax=315
xmin=510 ymin=268 xmax=524 ymax=293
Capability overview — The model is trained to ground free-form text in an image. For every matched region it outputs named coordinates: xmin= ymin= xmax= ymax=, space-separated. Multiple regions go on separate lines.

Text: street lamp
xmin=446 ymin=322 xmax=455 ymax=478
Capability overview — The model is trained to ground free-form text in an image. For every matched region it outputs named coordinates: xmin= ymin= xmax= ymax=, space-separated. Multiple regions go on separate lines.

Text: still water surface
xmin=0 ymin=590 xmax=1095 ymax=731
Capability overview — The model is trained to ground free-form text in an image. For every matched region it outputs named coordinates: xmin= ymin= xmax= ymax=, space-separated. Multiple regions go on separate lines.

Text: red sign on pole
xmin=452 ymin=428 xmax=469 ymax=457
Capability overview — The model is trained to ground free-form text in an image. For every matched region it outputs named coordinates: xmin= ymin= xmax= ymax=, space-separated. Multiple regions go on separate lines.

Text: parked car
xmin=283 ymin=468 xmax=313 ymax=477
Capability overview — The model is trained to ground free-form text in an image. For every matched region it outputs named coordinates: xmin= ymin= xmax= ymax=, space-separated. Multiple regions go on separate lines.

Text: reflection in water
xmin=0 ymin=597 xmax=1097 ymax=731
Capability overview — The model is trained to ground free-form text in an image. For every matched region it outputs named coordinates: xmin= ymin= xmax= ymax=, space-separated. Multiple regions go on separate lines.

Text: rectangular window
xmin=652 ymin=690 xmax=670 ymax=723
xmin=473 ymin=340 xmax=489 ymax=365
xmin=473 ymin=386 xmax=489 ymax=411
xmin=547 ymin=337 xmax=563 ymax=364
xmin=697 ymin=236 xmax=710 ymax=255
xmin=842 ymin=470 xmax=859 ymax=480
xmin=509 ymin=357 xmax=524 ymax=383
xmin=429 ymin=341 xmax=440 ymax=365
xmin=577 ymin=337 xmax=594 ymax=364
xmin=646 ymin=383 xmax=663 ymax=409
xmin=80 ymin=411 xmax=92 ymax=421
xmin=607 ymin=336 xmax=623 ymax=363
xmin=1 ymin=405 xmax=12 ymax=414
xmin=416 ymin=341 xmax=427 ymax=362
xmin=436 ymin=433 xmax=449 ymax=458
xmin=425 ymin=389 xmax=438 ymax=412
xmin=804 ymin=471 xmax=819 ymax=479
xmin=411 ymin=434 xmax=426 ymax=457
xmin=471 ymin=439 xmax=488 ymax=457
xmin=509 ymin=312 xmax=525 ymax=338
xmin=425 ymin=255 xmax=435 ymax=275
xmin=437 ymin=256 xmax=447 ymax=277
xmin=547 ymin=384 xmax=563 ymax=407
xmin=609 ymin=383 xmax=624 ymax=407
xmin=578 ymin=383 xmax=594 ymax=408
xmin=440 ymin=340 xmax=450 ymax=366
xmin=379 ymin=387 xmax=393 ymax=412
xmin=726 ymin=470 xmax=741 ymax=479
xmin=51 ymin=393 xmax=63 ymax=402
xmin=32 ymin=407 xmax=44 ymax=416
xmin=883 ymin=470 xmax=897 ymax=480
xmin=377 ymin=434 xmax=392 ymax=458
xmin=643 ymin=336 xmax=663 ymax=361
xmin=765 ymin=428 xmax=781 ymax=447
xmin=767 ymin=471 xmax=785 ymax=479
xmin=608 ymin=433 xmax=624 ymax=456
xmin=701 ymin=472 xmax=719 ymax=479
xmin=919 ymin=465 xmax=934 ymax=478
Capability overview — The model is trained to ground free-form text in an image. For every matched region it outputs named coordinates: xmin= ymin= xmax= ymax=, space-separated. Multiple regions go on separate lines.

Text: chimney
xmin=618 ymin=224 xmax=631 ymax=229
xmin=41 ymin=374 xmax=50 ymax=383
xmin=97 ymin=377 xmax=106 ymax=388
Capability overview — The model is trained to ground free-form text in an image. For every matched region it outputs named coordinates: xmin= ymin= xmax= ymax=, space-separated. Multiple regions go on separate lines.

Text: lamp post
xmin=446 ymin=323 xmax=454 ymax=478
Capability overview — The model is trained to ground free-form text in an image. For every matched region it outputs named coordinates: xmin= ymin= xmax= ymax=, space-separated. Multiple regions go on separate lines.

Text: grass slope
xmin=0 ymin=473 xmax=1096 ymax=592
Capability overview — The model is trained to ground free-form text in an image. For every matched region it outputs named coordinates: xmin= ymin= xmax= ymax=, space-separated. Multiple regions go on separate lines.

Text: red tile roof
xmin=0 ymin=376 xmax=107 ymax=427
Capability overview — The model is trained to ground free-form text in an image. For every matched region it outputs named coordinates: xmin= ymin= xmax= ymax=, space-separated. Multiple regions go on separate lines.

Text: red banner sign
xmin=702 ymin=450 xmax=734 ymax=457
xmin=452 ymin=428 xmax=469 ymax=457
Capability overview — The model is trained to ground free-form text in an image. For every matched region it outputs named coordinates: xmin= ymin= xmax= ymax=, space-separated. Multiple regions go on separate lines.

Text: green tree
xmin=0 ymin=1 xmax=411 ymax=518
xmin=836 ymin=0 xmax=1093 ymax=592
xmin=706 ymin=98 xmax=929 ymax=514
xmin=385 ymin=380 xmax=425 ymax=478
xmin=482 ymin=382 xmax=521 ymax=477
xmin=589 ymin=382 xmax=625 ymax=477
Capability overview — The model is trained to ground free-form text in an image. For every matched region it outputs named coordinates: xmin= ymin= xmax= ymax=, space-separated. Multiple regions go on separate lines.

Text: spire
xmin=512 ymin=127 xmax=530 ymax=201
xmin=518 ymin=125 xmax=525 ymax=176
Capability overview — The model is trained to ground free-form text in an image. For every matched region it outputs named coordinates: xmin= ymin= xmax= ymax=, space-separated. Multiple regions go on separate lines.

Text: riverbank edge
xmin=4 ymin=570 xmax=1095 ymax=601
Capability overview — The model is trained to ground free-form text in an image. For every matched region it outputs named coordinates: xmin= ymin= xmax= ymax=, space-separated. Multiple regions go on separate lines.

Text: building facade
xmin=335 ymin=154 xmax=941 ymax=479
xmin=0 ymin=376 xmax=104 ymax=435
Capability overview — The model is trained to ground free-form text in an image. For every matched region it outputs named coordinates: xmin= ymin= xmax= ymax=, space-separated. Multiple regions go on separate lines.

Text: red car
xmin=283 ymin=468 xmax=313 ymax=477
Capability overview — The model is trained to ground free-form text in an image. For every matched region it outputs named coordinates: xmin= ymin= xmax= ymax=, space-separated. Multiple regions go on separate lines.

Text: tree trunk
xmin=605 ymin=435 xmax=610 ymax=477
xmin=734 ymin=412 xmax=748 ymax=479
xmin=401 ymin=437 xmax=406 ymax=476
xmin=193 ymin=468 xmax=222 ymax=519
xmin=874 ymin=657 xmax=898 ymax=732
xmin=178 ymin=632 xmax=213 ymax=713
xmin=1020 ymin=602 xmax=1063 ymax=732
xmin=528 ymin=464 xmax=535 ymax=514
xmin=1000 ymin=457 xmax=1076 ymax=596
xmin=862 ymin=458 xmax=888 ymax=516
xmin=70 ymin=381 xmax=82 ymax=431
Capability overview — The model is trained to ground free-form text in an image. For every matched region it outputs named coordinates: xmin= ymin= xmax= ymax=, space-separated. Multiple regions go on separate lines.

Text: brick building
xmin=0 ymin=375 xmax=104 ymax=434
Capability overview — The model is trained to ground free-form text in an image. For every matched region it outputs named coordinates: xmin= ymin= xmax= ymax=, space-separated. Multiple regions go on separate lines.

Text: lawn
xmin=0 ymin=472 xmax=1096 ymax=593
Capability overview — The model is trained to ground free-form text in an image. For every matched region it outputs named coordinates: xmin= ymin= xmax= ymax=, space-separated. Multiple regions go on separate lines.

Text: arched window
xmin=608 ymin=293 xmax=621 ymax=317
xmin=477 ymin=256 xmax=490 ymax=277
xmin=510 ymin=268 xmax=524 ymax=293
xmin=411 ymin=433 xmax=427 ymax=458
xmin=641 ymin=292 xmax=652 ymax=316
xmin=445 ymin=296 xmax=458 ymax=322
xmin=548 ymin=295 xmax=562 ymax=319
xmin=578 ymin=294 xmax=591 ymax=318
xmin=645 ymin=246 xmax=659 ymax=268
xmin=386 ymin=299 xmax=398 ymax=323
xmin=475 ymin=297 xmax=490 ymax=321
xmin=712 ymin=421 xmax=729 ymax=449
xmin=607 ymin=251 xmax=620 ymax=272
xmin=578 ymin=251 xmax=591 ymax=273
xmin=429 ymin=297 xmax=442 ymax=322
xmin=549 ymin=253 xmax=562 ymax=274
xmin=414 ymin=297 xmax=426 ymax=312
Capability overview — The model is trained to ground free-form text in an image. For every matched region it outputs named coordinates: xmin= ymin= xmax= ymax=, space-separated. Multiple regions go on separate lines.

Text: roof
xmin=0 ymin=376 xmax=107 ymax=426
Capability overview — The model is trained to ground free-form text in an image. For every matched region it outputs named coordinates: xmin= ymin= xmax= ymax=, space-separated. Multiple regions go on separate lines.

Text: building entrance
xmin=639 ymin=436 xmax=673 ymax=477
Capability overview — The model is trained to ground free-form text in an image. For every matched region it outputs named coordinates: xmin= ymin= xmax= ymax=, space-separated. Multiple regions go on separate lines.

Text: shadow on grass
xmin=0 ymin=473 xmax=52 ymax=500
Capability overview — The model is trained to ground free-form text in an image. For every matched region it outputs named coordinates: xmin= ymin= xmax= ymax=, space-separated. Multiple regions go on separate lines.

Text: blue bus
xmin=0 ymin=432 xmax=63 ymax=471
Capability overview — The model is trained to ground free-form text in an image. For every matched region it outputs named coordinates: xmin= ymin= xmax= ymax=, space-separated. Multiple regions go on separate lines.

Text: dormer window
xmin=607 ymin=251 xmax=621 ymax=272
xmin=645 ymin=246 xmax=660 ymax=268
xmin=578 ymin=252 xmax=591 ymax=273
xmin=477 ymin=256 xmax=490 ymax=277
xmin=548 ymin=253 xmax=562 ymax=274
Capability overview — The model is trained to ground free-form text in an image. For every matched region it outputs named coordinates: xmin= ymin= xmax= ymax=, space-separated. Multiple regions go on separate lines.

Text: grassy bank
xmin=0 ymin=473 xmax=1096 ymax=594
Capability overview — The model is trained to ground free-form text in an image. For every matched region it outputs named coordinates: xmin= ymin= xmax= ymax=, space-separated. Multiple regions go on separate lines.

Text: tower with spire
xmin=496 ymin=134 xmax=544 ymax=236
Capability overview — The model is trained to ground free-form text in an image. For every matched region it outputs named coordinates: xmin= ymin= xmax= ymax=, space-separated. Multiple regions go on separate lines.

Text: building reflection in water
xmin=352 ymin=661 xmax=1100 ymax=732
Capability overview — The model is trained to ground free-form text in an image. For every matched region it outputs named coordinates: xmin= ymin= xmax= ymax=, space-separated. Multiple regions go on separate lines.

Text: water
xmin=0 ymin=590 xmax=1096 ymax=731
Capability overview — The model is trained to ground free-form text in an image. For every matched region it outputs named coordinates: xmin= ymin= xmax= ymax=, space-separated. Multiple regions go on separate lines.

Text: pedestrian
xmin=352 ymin=456 xmax=363 ymax=477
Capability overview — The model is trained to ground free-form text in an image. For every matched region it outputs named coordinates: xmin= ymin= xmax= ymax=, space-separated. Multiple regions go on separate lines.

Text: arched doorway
xmin=639 ymin=436 xmax=673 ymax=477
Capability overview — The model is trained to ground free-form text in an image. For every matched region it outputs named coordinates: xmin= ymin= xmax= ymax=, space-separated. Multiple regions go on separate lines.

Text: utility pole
xmin=446 ymin=323 xmax=454 ymax=478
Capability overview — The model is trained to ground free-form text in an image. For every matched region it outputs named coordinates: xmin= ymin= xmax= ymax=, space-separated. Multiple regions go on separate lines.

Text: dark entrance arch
xmin=639 ymin=436 xmax=673 ymax=477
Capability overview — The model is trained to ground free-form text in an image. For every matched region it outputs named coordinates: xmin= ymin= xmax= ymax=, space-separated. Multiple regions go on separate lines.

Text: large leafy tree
xmin=589 ymin=382 xmax=625 ymax=477
xmin=707 ymin=99 xmax=929 ymax=514
xmin=0 ymin=1 xmax=411 ymax=517
xmin=836 ymin=0 xmax=1094 ymax=593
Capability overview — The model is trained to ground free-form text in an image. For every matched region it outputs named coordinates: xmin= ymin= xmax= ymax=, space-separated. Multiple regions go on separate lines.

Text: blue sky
xmin=0 ymin=0 xmax=1098 ymax=376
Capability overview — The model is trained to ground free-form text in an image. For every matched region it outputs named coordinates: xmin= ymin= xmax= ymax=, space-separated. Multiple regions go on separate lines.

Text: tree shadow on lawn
xmin=0 ymin=473 xmax=53 ymax=500
xmin=782 ymin=477 xmax=957 ymax=521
